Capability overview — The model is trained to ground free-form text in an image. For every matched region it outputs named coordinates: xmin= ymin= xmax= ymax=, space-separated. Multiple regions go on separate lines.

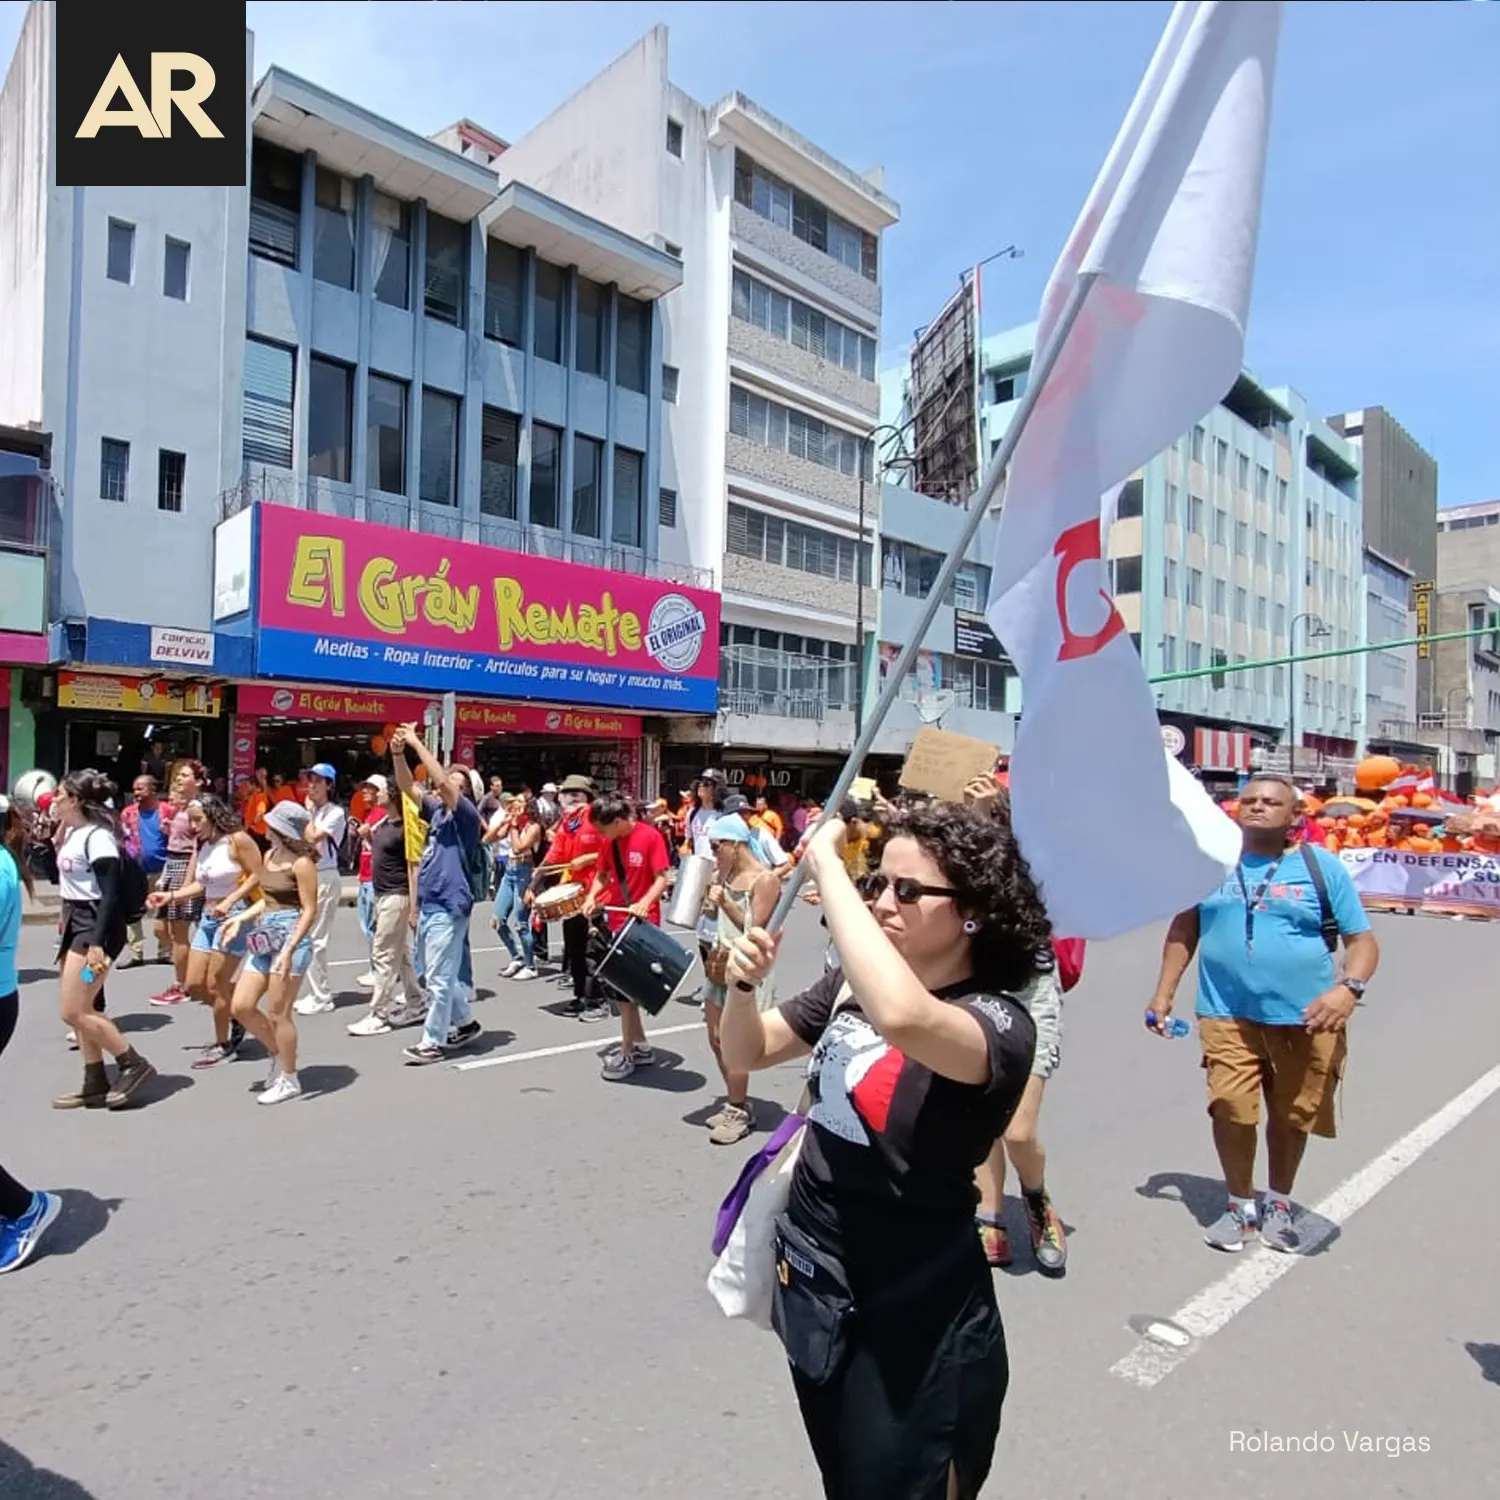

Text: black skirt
xmin=786 ymin=1214 xmax=1009 ymax=1500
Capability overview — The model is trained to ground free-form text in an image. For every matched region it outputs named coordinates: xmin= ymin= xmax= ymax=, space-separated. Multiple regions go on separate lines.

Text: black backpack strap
xmin=1300 ymin=844 xmax=1340 ymax=953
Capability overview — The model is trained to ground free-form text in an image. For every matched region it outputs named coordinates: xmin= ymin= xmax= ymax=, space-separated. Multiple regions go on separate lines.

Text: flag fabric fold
xmin=986 ymin=0 xmax=1283 ymax=939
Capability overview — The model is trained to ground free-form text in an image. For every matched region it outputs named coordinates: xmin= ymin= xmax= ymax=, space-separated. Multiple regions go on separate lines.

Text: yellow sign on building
xmin=56 ymin=671 xmax=222 ymax=718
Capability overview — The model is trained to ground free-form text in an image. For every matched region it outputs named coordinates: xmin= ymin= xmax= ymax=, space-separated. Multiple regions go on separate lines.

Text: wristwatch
xmin=1341 ymin=978 xmax=1367 ymax=999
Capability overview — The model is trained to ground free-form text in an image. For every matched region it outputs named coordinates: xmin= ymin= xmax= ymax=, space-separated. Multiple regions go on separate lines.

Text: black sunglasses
xmin=864 ymin=873 xmax=958 ymax=905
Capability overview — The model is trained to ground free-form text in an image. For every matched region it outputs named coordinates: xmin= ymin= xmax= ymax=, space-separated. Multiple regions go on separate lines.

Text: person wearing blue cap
xmin=698 ymin=814 xmax=780 ymax=1145
xmin=294 ymin=762 xmax=347 ymax=1016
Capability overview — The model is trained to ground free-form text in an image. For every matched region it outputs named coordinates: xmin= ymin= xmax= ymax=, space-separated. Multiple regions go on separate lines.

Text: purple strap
xmin=710 ymin=1112 xmax=804 ymax=1255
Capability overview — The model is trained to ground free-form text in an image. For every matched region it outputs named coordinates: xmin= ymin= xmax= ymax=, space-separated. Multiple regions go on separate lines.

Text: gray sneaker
xmin=1204 ymin=1201 xmax=1259 ymax=1252
xmin=1259 ymin=1197 xmax=1300 ymax=1253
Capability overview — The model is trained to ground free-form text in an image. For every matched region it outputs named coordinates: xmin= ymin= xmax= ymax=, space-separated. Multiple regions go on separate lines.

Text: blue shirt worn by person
xmin=137 ymin=805 xmax=168 ymax=872
xmin=416 ymin=794 xmax=481 ymax=917
xmin=0 ymin=852 xmax=21 ymax=997
xmin=1195 ymin=845 xmax=1370 ymax=1027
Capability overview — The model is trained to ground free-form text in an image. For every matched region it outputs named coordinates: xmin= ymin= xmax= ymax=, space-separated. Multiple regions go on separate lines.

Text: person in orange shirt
xmin=751 ymin=794 xmax=784 ymax=849
xmin=269 ymin=774 xmax=298 ymax=806
xmin=349 ymin=782 xmax=373 ymax=830
xmin=242 ymin=768 xmax=273 ymax=851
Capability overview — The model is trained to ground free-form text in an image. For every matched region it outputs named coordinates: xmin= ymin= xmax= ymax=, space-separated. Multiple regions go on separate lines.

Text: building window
xmin=533 ymin=260 xmax=564 ymax=364
xmin=424 ymin=214 xmax=467 ymax=326
xmin=483 ymin=239 xmax=523 ymax=347
xmin=306 ymin=358 xmax=353 ymax=482
xmin=1116 ymin=480 xmax=1143 ymax=519
xmin=249 ymin=141 xmax=301 ymax=267
xmin=1276 ymin=478 xmax=1288 ymax=513
xmin=1187 ymin=494 xmax=1204 ymax=533
xmin=729 ymin=384 xmax=871 ymax=479
xmin=162 ymin=237 xmax=190 ymax=300
xmin=1163 ymin=559 xmax=1177 ymax=596
xmin=659 ymin=487 xmax=678 ymax=528
xmin=419 ymin=389 xmax=460 ymax=505
xmin=371 ymin=192 xmax=410 ymax=308
xmin=665 ymin=118 xmax=683 ymax=157
xmin=1187 ymin=642 xmax=1203 ymax=670
xmin=157 ymin=449 xmax=186 ymax=513
xmin=1112 ymin=555 xmax=1143 ymax=594
xmin=529 ymin=422 xmax=561 ymax=528
xmin=1256 ymin=466 xmax=1270 ymax=502
xmin=1212 ymin=578 xmax=1226 ymax=615
xmin=1164 ymin=484 xmax=1179 ymax=524
xmin=880 ymin=540 xmax=983 ymax=603
xmin=1187 ymin=568 xmax=1203 ymax=606
xmin=1215 ymin=439 xmax=1227 ymax=476
xmin=576 ymin=277 xmax=606 ymax=376
xmin=572 ymin=434 xmax=602 ymax=538
xmin=664 ymin=240 xmax=682 ymax=258
xmin=313 ymin=167 xmax=356 ymax=289
xmin=1236 ymin=453 xmax=1250 ymax=490
xmin=616 ymin=295 xmax=650 ymax=394
xmin=479 ymin=407 xmax=518 ymax=519
xmin=612 ymin=447 xmax=644 ymax=548
xmin=662 ymin=364 xmax=679 ymax=404
xmin=733 ymin=151 xmax=877 ymax=280
xmin=99 ymin=438 xmax=129 ymax=502
xmin=730 ymin=503 xmax=870 ymax=584
xmin=1234 ymin=586 xmax=1247 ymax=623
xmin=106 ymin=219 xmax=134 ymax=284
xmin=1213 ymin=509 xmax=1228 ymax=547
xmin=366 ymin=374 xmax=406 ymax=495
xmin=242 ymin=337 xmax=295 ymax=470
xmin=1255 ymin=596 xmax=1268 ymax=630
xmin=1190 ymin=426 xmax=1205 ymax=462
xmin=1255 ymin=531 xmax=1268 ymax=567
xmin=731 ymin=268 xmax=877 ymax=380
xmin=1235 ymin=520 xmax=1249 ymax=556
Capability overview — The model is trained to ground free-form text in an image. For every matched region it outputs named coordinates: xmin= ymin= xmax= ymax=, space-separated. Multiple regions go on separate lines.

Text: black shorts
xmin=58 ymin=903 xmax=127 ymax=963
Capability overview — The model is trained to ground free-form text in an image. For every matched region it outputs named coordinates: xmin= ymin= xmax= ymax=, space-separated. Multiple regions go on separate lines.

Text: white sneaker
xmin=294 ymin=997 xmax=335 ymax=1016
xmin=356 ymin=972 xmax=376 ymax=988
xmin=347 ymin=1013 xmax=391 ymax=1037
xmin=258 ymin=1072 xmax=302 ymax=1105
xmin=501 ymin=959 xmax=523 ymax=979
xmin=514 ymin=967 xmax=538 ymax=981
xmin=259 ymin=1059 xmax=282 ymax=1092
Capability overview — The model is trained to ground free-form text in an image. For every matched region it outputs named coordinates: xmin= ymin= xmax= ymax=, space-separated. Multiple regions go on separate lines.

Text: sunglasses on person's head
xmin=863 ymin=873 xmax=958 ymax=905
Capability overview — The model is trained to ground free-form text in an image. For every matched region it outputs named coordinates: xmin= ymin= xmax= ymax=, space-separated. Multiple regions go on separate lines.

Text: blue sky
xmin=4 ymin=1 xmax=1495 ymax=504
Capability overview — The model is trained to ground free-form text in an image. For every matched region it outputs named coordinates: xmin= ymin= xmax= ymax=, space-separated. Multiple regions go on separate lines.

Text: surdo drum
xmin=589 ymin=918 xmax=694 ymax=1015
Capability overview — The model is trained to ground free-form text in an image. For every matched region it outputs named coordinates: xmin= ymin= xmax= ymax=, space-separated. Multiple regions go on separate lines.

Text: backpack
xmin=87 ymin=828 xmax=149 ymax=923
xmin=1298 ymin=844 xmax=1341 ymax=953
xmin=463 ymin=805 xmax=490 ymax=903
xmin=1052 ymin=936 xmax=1086 ymax=993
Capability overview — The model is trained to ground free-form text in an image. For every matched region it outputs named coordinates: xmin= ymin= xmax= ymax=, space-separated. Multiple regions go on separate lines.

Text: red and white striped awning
xmin=1195 ymin=728 xmax=1252 ymax=772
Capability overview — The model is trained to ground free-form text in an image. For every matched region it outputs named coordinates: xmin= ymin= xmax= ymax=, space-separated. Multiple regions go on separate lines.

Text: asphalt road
xmin=2 ymin=902 xmax=1496 ymax=1500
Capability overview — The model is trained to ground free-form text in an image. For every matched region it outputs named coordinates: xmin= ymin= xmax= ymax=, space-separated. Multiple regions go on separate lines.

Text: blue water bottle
xmin=1146 ymin=1011 xmax=1191 ymax=1038
xmin=80 ymin=964 xmax=96 ymax=985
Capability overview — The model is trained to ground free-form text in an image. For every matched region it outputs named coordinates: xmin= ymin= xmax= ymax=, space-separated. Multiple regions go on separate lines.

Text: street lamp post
xmin=1287 ymin=612 xmax=1332 ymax=777
xmin=1443 ymin=685 xmax=1472 ymax=789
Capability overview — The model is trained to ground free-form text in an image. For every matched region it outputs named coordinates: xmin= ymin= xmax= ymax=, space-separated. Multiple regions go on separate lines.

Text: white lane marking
xmin=1111 ymin=1060 xmax=1500 ymax=1389
xmin=329 ymin=946 xmax=504 ymax=969
xmin=453 ymin=1021 xmax=703 ymax=1071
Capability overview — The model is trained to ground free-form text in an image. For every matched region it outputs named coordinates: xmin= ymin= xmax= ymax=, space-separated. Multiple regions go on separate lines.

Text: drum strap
xmin=611 ymin=838 xmax=629 ymax=901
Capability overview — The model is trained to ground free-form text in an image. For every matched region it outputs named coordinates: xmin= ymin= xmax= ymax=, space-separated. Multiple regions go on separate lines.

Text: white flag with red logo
xmin=986 ymin=1 xmax=1282 ymax=938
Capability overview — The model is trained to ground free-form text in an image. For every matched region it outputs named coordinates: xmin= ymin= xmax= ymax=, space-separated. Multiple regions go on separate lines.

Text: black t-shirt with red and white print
xmin=779 ymin=967 xmax=1036 ymax=1249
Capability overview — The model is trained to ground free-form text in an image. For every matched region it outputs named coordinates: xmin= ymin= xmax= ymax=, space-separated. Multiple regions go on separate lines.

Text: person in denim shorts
xmin=222 ymin=802 xmax=319 ymax=1107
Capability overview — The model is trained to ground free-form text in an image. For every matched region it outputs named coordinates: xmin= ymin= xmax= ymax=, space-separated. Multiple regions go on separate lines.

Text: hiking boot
xmin=105 ymin=1051 xmax=158 ymax=1109
xmin=708 ymin=1102 xmax=754 ymax=1145
xmin=1025 ymin=1192 xmax=1068 ymax=1276
xmin=53 ymin=1061 xmax=109 ymax=1110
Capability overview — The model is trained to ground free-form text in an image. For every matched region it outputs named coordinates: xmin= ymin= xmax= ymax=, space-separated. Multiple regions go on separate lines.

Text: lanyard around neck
xmin=1234 ymin=850 xmax=1288 ymax=954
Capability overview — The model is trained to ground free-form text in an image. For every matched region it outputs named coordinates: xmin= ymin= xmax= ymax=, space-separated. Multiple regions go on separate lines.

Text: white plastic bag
xmin=706 ymin=1118 xmax=805 ymax=1328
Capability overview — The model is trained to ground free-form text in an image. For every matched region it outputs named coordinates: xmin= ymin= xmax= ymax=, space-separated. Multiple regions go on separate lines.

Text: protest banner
xmin=1339 ymin=848 xmax=1500 ymax=919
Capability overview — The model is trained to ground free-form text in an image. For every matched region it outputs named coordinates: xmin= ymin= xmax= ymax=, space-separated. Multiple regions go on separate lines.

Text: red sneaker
xmin=149 ymin=986 xmax=185 ymax=1007
xmin=978 ymin=1220 xmax=1012 ymax=1268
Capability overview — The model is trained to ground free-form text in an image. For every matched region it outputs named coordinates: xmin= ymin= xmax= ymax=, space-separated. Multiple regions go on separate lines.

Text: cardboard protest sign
xmin=899 ymin=728 xmax=1000 ymax=805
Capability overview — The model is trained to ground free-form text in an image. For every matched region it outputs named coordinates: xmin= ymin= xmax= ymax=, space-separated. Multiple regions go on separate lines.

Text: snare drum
xmin=533 ymin=882 xmax=588 ymax=922
xmin=590 ymin=917 xmax=694 ymax=1015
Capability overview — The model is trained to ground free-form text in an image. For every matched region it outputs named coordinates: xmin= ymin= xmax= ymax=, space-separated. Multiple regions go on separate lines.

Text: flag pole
xmin=764 ymin=270 xmax=1101 ymax=936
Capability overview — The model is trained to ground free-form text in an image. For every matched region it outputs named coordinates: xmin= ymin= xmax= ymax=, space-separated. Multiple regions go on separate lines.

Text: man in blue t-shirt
xmin=389 ymin=724 xmax=483 ymax=1064
xmin=1149 ymin=774 xmax=1379 ymax=1255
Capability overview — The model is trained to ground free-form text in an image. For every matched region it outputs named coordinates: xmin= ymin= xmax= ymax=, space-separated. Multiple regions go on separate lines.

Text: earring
xmin=963 ymin=919 xmax=980 ymax=935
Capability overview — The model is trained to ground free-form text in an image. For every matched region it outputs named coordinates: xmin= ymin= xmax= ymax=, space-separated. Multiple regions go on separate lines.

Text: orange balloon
xmin=382 ymin=723 xmax=398 ymax=740
xmin=1354 ymin=755 xmax=1401 ymax=792
xmin=371 ymin=735 xmax=387 ymax=756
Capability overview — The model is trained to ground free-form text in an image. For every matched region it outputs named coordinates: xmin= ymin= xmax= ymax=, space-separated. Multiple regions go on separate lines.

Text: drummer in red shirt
xmin=584 ymin=794 xmax=671 ymax=1082
xmin=531 ymin=774 xmax=607 ymax=1022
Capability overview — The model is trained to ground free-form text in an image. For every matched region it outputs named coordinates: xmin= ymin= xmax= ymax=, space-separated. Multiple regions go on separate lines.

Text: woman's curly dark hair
xmin=189 ymin=792 xmax=240 ymax=840
xmin=878 ymin=800 xmax=1053 ymax=995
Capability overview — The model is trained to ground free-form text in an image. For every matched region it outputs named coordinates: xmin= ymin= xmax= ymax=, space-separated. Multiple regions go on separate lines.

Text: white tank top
xmin=197 ymin=837 xmax=243 ymax=903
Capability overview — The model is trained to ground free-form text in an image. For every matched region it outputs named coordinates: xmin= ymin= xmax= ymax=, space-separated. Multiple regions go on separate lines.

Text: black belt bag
xmin=770 ymin=1213 xmax=978 ymax=1386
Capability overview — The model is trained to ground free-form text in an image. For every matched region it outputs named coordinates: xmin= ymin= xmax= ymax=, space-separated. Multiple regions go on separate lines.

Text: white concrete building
xmin=493 ymin=26 xmax=900 ymax=795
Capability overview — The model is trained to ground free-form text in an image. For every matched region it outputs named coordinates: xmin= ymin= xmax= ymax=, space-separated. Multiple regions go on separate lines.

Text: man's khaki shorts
xmin=1198 ymin=1016 xmax=1348 ymax=1139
